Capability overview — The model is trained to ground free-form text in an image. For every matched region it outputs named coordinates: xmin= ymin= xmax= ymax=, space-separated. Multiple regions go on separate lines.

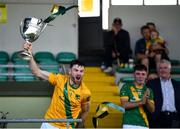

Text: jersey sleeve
xmin=120 ymin=84 xmax=129 ymax=100
xmin=48 ymin=73 xmax=64 ymax=86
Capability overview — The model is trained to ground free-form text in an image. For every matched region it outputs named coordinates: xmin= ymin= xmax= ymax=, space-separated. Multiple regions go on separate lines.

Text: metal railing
xmin=0 ymin=118 xmax=82 ymax=129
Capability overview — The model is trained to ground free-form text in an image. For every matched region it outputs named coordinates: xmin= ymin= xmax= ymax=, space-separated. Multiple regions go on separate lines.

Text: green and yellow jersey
xmin=120 ymin=83 xmax=154 ymax=127
xmin=45 ymin=73 xmax=91 ymax=128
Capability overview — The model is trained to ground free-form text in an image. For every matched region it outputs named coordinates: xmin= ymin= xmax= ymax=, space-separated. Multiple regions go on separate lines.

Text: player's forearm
xmin=75 ymin=111 xmax=89 ymax=128
xmin=81 ymin=110 xmax=89 ymax=122
xmin=29 ymin=56 xmax=41 ymax=77
xmin=122 ymin=101 xmax=144 ymax=109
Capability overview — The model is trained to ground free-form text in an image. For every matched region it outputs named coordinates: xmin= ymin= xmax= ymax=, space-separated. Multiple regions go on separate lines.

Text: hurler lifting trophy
xmin=19 ymin=4 xmax=78 ymax=60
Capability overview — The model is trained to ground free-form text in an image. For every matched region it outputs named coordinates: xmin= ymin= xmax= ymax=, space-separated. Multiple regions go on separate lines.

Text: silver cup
xmin=19 ymin=17 xmax=47 ymax=60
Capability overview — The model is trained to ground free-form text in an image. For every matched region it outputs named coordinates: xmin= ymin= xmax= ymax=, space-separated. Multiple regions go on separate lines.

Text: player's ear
xmin=68 ymin=68 xmax=71 ymax=75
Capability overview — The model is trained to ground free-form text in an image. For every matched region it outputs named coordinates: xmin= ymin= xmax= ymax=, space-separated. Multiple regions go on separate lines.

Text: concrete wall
xmin=0 ymin=97 xmax=51 ymax=128
xmin=109 ymin=5 xmax=180 ymax=59
xmin=0 ymin=4 xmax=180 ymax=60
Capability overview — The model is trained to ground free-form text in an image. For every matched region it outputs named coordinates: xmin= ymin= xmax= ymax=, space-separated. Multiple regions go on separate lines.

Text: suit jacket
xmin=146 ymin=78 xmax=180 ymax=120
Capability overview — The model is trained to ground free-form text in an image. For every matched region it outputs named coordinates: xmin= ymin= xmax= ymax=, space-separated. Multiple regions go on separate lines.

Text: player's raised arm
xmin=24 ymin=42 xmax=50 ymax=80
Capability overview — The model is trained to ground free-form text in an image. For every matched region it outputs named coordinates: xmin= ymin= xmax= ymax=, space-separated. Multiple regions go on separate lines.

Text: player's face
xmin=69 ymin=64 xmax=85 ymax=85
xmin=134 ymin=70 xmax=147 ymax=85
xmin=158 ymin=63 xmax=171 ymax=80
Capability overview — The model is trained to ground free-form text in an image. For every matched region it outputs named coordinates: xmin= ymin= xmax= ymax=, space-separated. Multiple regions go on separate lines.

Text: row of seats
xmin=0 ymin=51 xmax=76 ymax=64
xmin=0 ymin=61 xmax=61 ymax=81
xmin=0 ymin=51 xmax=76 ymax=81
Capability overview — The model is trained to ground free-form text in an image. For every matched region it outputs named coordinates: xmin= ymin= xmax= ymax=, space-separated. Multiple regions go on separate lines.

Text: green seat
xmin=173 ymin=78 xmax=180 ymax=82
xmin=14 ymin=60 xmax=29 ymax=65
xmin=14 ymin=75 xmax=36 ymax=81
xmin=44 ymin=68 xmax=59 ymax=73
xmin=34 ymin=51 xmax=55 ymax=63
xmin=56 ymin=52 xmax=76 ymax=64
xmin=171 ymin=67 xmax=180 ymax=74
xmin=13 ymin=68 xmax=35 ymax=81
xmin=0 ymin=68 xmax=8 ymax=81
xmin=0 ymin=51 xmax=9 ymax=64
xmin=0 ymin=76 xmax=8 ymax=81
xmin=116 ymin=67 xmax=134 ymax=73
xmin=39 ymin=60 xmax=59 ymax=66
xmin=13 ymin=60 xmax=29 ymax=71
xmin=11 ymin=51 xmax=25 ymax=62
xmin=120 ymin=77 xmax=134 ymax=83
xmin=39 ymin=60 xmax=59 ymax=73
xmin=14 ymin=68 xmax=32 ymax=73
xmin=170 ymin=59 xmax=180 ymax=66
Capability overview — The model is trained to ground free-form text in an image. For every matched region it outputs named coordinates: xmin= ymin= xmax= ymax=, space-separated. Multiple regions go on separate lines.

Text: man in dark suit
xmin=147 ymin=59 xmax=180 ymax=128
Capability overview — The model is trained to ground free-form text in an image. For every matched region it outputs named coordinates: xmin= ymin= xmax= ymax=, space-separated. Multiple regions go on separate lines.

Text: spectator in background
xmin=150 ymin=30 xmax=169 ymax=66
xmin=147 ymin=59 xmax=180 ymax=128
xmin=146 ymin=22 xmax=156 ymax=32
xmin=120 ymin=64 xmax=154 ymax=129
xmin=135 ymin=25 xmax=153 ymax=70
xmin=101 ymin=17 xmax=132 ymax=73
xmin=135 ymin=25 xmax=169 ymax=73
xmin=146 ymin=22 xmax=164 ymax=42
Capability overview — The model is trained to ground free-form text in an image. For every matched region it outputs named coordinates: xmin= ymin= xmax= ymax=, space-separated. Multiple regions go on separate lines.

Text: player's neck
xmin=69 ymin=79 xmax=80 ymax=88
xmin=134 ymin=81 xmax=144 ymax=88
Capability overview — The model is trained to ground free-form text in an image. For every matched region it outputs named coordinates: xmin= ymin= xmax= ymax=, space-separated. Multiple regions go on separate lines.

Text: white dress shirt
xmin=160 ymin=78 xmax=176 ymax=112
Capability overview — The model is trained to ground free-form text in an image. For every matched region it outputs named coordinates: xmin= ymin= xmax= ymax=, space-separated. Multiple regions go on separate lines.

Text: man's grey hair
xmin=159 ymin=59 xmax=171 ymax=69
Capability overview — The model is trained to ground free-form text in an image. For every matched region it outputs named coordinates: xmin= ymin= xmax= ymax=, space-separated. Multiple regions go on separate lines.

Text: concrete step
xmin=84 ymin=72 xmax=109 ymax=77
xmin=85 ymin=67 xmax=102 ymax=73
xmin=83 ymin=76 xmax=115 ymax=82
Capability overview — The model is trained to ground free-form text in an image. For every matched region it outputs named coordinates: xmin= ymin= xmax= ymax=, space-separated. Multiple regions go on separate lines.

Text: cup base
xmin=18 ymin=50 xmax=32 ymax=60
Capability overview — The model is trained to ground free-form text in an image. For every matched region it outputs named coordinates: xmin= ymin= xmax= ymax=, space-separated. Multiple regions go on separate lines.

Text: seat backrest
xmin=0 ymin=51 xmax=9 ymax=64
xmin=11 ymin=51 xmax=23 ymax=62
xmin=34 ymin=51 xmax=55 ymax=62
xmin=56 ymin=52 xmax=76 ymax=63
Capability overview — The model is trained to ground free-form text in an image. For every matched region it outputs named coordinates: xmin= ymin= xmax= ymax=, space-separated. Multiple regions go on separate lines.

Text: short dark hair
xmin=151 ymin=29 xmax=159 ymax=36
xmin=113 ymin=17 xmax=122 ymax=25
xmin=134 ymin=64 xmax=147 ymax=72
xmin=146 ymin=22 xmax=156 ymax=27
xmin=70 ymin=59 xmax=85 ymax=68
xmin=140 ymin=25 xmax=150 ymax=33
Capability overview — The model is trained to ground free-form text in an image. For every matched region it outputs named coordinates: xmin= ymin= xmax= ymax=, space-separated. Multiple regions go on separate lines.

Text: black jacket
xmin=146 ymin=78 xmax=180 ymax=120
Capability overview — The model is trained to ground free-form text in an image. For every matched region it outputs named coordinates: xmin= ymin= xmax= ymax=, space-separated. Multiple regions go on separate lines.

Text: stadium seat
xmin=0 ymin=68 xmax=8 ymax=81
xmin=34 ymin=51 xmax=55 ymax=62
xmin=120 ymin=77 xmax=135 ymax=83
xmin=14 ymin=75 xmax=36 ymax=81
xmin=11 ymin=51 xmax=25 ymax=62
xmin=171 ymin=67 xmax=180 ymax=74
xmin=14 ymin=60 xmax=29 ymax=65
xmin=13 ymin=68 xmax=36 ymax=81
xmin=56 ymin=52 xmax=76 ymax=64
xmin=39 ymin=60 xmax=59 ymax=65
xmin=0 ymin=51 xmax=9 ymax=64
xmin=39 ymin=60 xmax=60 ymax=74
xmin=116 ymin=67 xmax=134 ymax=73
xmin=170 ymin=59 xmax=180 ymax=66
